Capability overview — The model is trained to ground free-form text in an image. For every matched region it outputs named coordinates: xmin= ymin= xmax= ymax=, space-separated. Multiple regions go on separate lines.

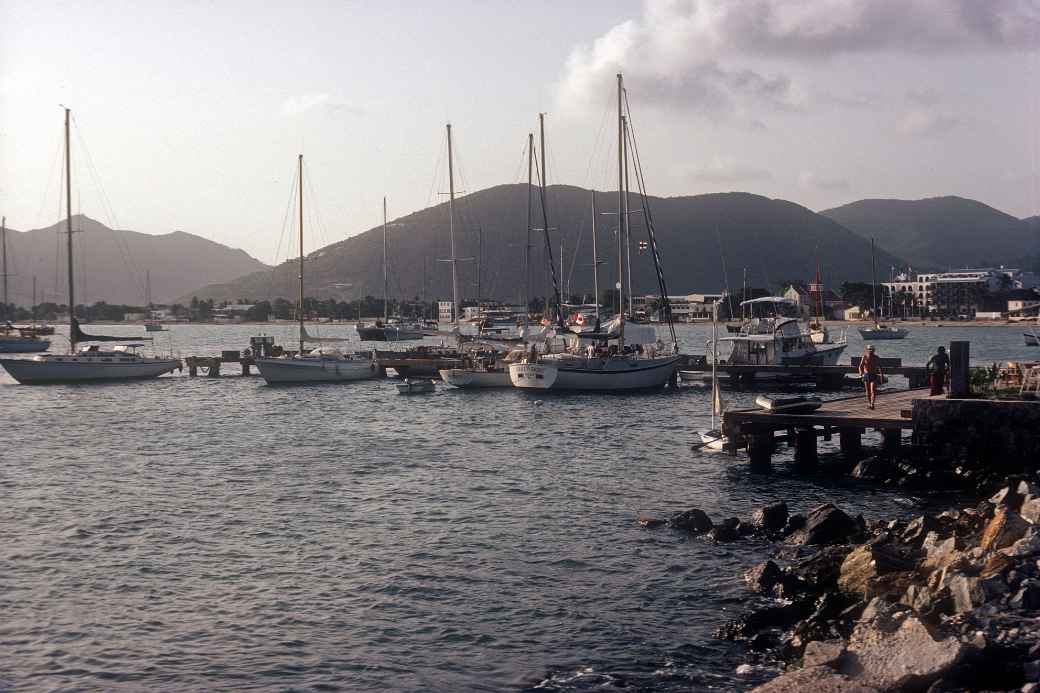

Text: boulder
xmin=788 ymin=503 xmax=860 ymax=546
xmin=980 ymin=508 xmax=1031 ymax=552
xmin=1009 ymin=580 xmax=1040 ymax=610
xmin=844 ymin=614 xmax=964 ymax=690
xmin=637 ymin=515 xmax=666 ymax=528
xmin=901 ymin=583 xmax=942 ymax=614
xmin=749 ymin=666 xmax=880 ymax=693
xmin=751 ymin=501 xmax=789 ymax=534
xmin=792 ymin=545 xmax=855 ymax=590
xmin=838 ymin=545 xmax=916 ymax=600
xmin=1002 ymin=529 xmax=1040 ymax=558
xmin=782 ymin=513 xmax=806 ymax=537
xmin=669 ymin=508 xmax=713 ymax=533
xmin=708 ymin=517 xmax=740 ymax=543
xmin=1022 ymin=497 xmax=1040 ymax=525
xmin=803 ymin=640 xmax=846 ymax=668
xmin=745 ymin=560 xmax=783 ymax=594
xmin=901 ymin=515 xmax=939 ymax=546
xmin=990 ymin=484 xmax=1025 ymax=511
xmin=920 ymin=532 xmax=965 ymax=571
xmin=946 ymin=574 xmax=986 ymax=614
xmin=850 ymin=456 xmax=890 ymax=481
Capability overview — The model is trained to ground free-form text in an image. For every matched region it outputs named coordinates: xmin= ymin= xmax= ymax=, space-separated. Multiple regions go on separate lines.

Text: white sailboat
xmin=144 ymin=270 xmax=166 ymax=332
xmin=699 ymin=301 xmax=727 ymax=450
xmin=859 ymin=238 xmax=909 ymax=340
xmin=0 ymin=109 xmax=179 ymax=384
xmin=255 ymin=155 xmax=378 ymax=385
xmin=509 ymin=77 xmax=681 ymax=391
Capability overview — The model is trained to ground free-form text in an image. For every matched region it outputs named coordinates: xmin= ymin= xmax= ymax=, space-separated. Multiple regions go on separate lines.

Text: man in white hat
xmin=858 ymin=344 xmax=882 ymax=409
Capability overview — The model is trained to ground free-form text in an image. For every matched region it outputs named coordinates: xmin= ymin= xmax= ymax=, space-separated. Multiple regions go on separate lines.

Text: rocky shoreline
xmin=641 ymin=476 xmax=1040 ymax=691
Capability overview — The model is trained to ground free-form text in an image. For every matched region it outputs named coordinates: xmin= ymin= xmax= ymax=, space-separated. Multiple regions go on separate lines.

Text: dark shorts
xmin=862 ymin=373 xmax=879 ymax=384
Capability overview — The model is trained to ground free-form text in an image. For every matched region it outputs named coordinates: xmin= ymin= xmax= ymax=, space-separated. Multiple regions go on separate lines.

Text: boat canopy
xmin=566 ymin=316 xmax=658 ymax=345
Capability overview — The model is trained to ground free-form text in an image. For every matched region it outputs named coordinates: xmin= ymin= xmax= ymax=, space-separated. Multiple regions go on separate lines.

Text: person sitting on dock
xmin=859 ymin=344 xmax=882 ymax=410
xmin=926 ymin=345 xmax=950 ymax=396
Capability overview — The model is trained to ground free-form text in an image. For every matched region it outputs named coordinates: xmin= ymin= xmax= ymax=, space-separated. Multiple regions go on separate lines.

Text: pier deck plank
xmin=724 ymin=388 xmax=934 ymax=432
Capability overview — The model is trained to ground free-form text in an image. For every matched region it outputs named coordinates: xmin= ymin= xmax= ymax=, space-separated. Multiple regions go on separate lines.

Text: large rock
xmin=1010 ymin=580 xmax=1040 ymax=610
xmin=751 ymin=501 xmax=789 ymax=534
xmin=850 ymin=456 xmax=890 ymax=481
xmin=901 ymin=514 xmax=939 ymax=546
xmin=669 ymin=508 xmax=713 ymax=533
xmin=745 ymin=560 xmax=783 ymax=594
xmin=708 ymin=517 xmax=740 ymax=543
xmin=920 ymin=532 xmax=965 ymax=571
xmin=838 ymin=544 xmax=916 ymax=600
xmin=1022 ymin=497 xmax=1040 ymax=525
xmin=990 ymin=484 xmax=1026 ymax=511
xmin=980 ymin=508 xmax=1031 ymax=552
xmin=803 ymin=640 xmax=846 ymax=668
xmin=788 ymin=503 xmax=860 ymax=546
xmin=946 ymin=574 xmax=986 ymax=613
xmin=750 ymin=666 xmax=880 ymax=693
xmin=792 ymin=545 xmax=855 ymax=589
xmin=844 ymin=614 xmax=964 ymax=690
xmin=1002 ymin=528 xmax=1040 ymax=558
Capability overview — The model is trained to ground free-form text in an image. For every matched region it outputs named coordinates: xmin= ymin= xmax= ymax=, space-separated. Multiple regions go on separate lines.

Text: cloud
xmin=897 ymin=108 xmax=959 ymax=135
xmin=798 ymin=171 xmax=851 ymax=192
xmin=280 ymin=94 xmax=365 ymax=117
xmin=681 ymin=158 xmax=774 ymax=185
xmin=557 ymin=0 xmax=1040 ymax=114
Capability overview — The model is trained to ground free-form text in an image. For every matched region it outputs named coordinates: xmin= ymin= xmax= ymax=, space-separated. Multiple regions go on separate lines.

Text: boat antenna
xmin=298 ymin=154 xmax=305 ymax=355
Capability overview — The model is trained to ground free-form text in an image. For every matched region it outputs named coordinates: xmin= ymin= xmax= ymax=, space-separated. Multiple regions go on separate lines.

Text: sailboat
xmin=0 ymin=216 xmax=51 ymax=353
xmin=356 ymin=198 xmax=427 ymax=342
xmin=0 ymin=109 xmax=179 ymax=383
xmin=255 ymin=156 xmax=378 ymax=384
xmin=859 ymin=238 xmax=908 ymax=340
xmin=509 ymin=76 xmax=681 ymax=391
xmin=699 ymin=301 xmax=727 ymax=450
xmin=440 ymin=131 xmax=537 ymax=389
xmin=144 ymin=270 xmax=166 ymax=332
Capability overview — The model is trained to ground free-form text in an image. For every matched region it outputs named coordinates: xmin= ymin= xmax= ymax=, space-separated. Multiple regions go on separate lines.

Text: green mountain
xmin=183 ymin=184 xmax=903 ymax=304
xmin=820 ymin=197 xmax=1040 ymax=270
xmin=2 ymin=215 xmax=269 ymax=306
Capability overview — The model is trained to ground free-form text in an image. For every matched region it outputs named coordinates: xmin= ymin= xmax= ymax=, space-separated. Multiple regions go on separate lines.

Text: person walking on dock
xmin=926 ymin=345 xmax=950 ymax=396
xmin=859 ymin=344 xmax=882 ymax=409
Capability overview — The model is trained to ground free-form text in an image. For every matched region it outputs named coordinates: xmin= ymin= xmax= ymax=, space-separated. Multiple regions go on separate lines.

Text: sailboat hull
xmin=1025 ymin=332 xmax=1039 ymax=347
xmin=510 ymin=356 xmax=680 ymax=391
xmin=0 ymin=356 xmax=179 ymax=384
xmin=0 ymin=338 xmax=51 ymax=353
xmin=858 ymin=327 xmax=909 ymax=340
xmin=357 ymin=325 xmax=427 ymax=342
xmin=255 ymin=356 xmax=378 ymax=384
xmin=439 ymin=368 xmax=512 ymax=388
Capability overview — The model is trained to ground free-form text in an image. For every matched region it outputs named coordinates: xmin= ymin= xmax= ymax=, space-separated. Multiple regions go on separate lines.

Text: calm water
xmin=1 ymin=323 xmax=1034 ymax=692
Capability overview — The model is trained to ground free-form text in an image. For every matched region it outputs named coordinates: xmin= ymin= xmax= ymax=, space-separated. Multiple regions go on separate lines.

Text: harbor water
xmin=2 ymin=323 xmax=1035 ymax=691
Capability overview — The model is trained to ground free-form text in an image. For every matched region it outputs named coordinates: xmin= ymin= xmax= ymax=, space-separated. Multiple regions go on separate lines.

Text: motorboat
xmin=859 ymin=323 xmax=910 ymax=340
xmin=0 ymin=329 xmax=50 ymax=353
xmin=722 ymin=309 xmax=846 ymax=369
xmin=396 ymin=378 xmax=437 ymax=394
xmin=356 ymin=319 xmax=427 ymax=342
xmin=754 ymin=395 xmax=823 ymax=413
xmin=145 ymin=320 xmax=166 ymax=332
xmin=439 ymin=344 xmax=524 ymax=388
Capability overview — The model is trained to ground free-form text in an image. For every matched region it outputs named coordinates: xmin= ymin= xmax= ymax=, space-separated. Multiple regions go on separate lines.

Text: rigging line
xmin=623 ymin=89 xmax=677 ymax=348
xmin=33 ymin=135 xmax=64 ymax=228
xmin=580 ymin=88 xmax=616 ymax=191
xmin=532 ymin=133 xmax=565 ymax=328
xmin=72 ymin=117 xmax=146 ymax=298
xmin=266 ymin=163 xmax=299 ymax=301
xmin=715 ymin=222 xmax=734 ymax=316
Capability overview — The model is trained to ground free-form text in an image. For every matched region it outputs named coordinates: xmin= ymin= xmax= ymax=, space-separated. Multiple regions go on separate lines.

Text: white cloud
xmin=557 ymin=0 xmax=1040 ymax=115
xmin=897 ymin=108 xmax=959 ymax=136
xmin=682 ymin=158 xmax=774 ymax=185
xmin=798 ymin=171 xmax=851 ymax=192
xmin=280 ymin=94 xmax=365 ymax=118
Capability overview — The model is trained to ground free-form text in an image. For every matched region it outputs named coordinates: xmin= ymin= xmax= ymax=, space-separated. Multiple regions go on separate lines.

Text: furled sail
xmin=301 ymin=325 xmax=352 ymax=343
xmin=72 ymin=317 xmax=146 ymax=343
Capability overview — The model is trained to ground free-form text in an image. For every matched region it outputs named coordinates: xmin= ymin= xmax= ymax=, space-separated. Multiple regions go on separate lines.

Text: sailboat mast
xmin=539 ymin=113 xmax=550 ymax=320
xmin=447 ymin=123 xmax=459 ymax=326
xmin=383 ymin=196 xmax=388 ymax=322
xmin=870 ymin=237 xmax=878 ymax=323
xmin=1 ymin=216 xmax=7 ymax=322
xmin=477 ymin=226 xmax=482 ymax=305
xmin=32 ymin=276 xmax=37 ymax=326
xmin=591 ymin=192 xmax=600 ymax=323
xmin=297 ymin=154 xmax=305 ymax=355
xmin=65 ymin=108 xmax=76 ymax=353
xmin=622 ymin=115 xmax=633 ymax=319
xmin=711 ymin=300 xmax=719 ymax=431
xmin=525 ymin=132 xmax=533 ymax=328
xmin=616 ymin=73 xmax=626 ymax=348
xmin=146 ymin=269 xmax=151 ymax=308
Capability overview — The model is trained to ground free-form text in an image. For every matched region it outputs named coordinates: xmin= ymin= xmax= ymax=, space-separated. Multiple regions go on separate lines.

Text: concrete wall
xmin=913 ymin=398 xmax=1040 ymax=468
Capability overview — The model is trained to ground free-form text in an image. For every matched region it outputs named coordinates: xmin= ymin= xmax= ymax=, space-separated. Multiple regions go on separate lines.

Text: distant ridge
xmin=3 ymin=215 xmax=269 ymax=306
xmin=821 ymin=196 xmax=1040 ymax=270
xmin=183 ymin=184 xmax=904 ymax=304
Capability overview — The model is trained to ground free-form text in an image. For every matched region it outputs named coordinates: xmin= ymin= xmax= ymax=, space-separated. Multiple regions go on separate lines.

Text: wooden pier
xmin=185 ymin=354 xmax=258 ymax=377
xmin=683 ymin=357 xmax=928 ymax=390
xmin=722 ymin=388 xmax=932 ymax=468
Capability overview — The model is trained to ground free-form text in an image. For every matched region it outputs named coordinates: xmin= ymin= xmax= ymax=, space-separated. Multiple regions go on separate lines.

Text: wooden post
xmin=241 ymin=361 xmax=251 ymax=376
xmin=748 ymin=431 xmax=774 ymax=470
xmin=881 ymin=429 xmax=901 ymax=455
xmin=187 ymin=358 xmax=197 ymax=377
xmin=949 ymin=340 xmax=969 ymax=397
xmin=839 ymin=427 xmax=862 ymax=455
xmin=794 ymin=427 xmax=818 ymax=466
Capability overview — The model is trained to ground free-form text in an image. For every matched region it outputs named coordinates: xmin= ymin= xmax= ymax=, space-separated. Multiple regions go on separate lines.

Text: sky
xmin=2 ymin=0 xmax=1039 ymax=265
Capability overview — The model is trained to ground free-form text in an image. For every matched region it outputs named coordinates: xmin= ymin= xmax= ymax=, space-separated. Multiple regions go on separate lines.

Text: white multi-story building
xmin=632 ymin=293 xmax=724 ymax=321
xmin=882 ymin=268 xmax=1037 ymax=317
xmin=438 ymin=301 xmax=455 ymax=322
